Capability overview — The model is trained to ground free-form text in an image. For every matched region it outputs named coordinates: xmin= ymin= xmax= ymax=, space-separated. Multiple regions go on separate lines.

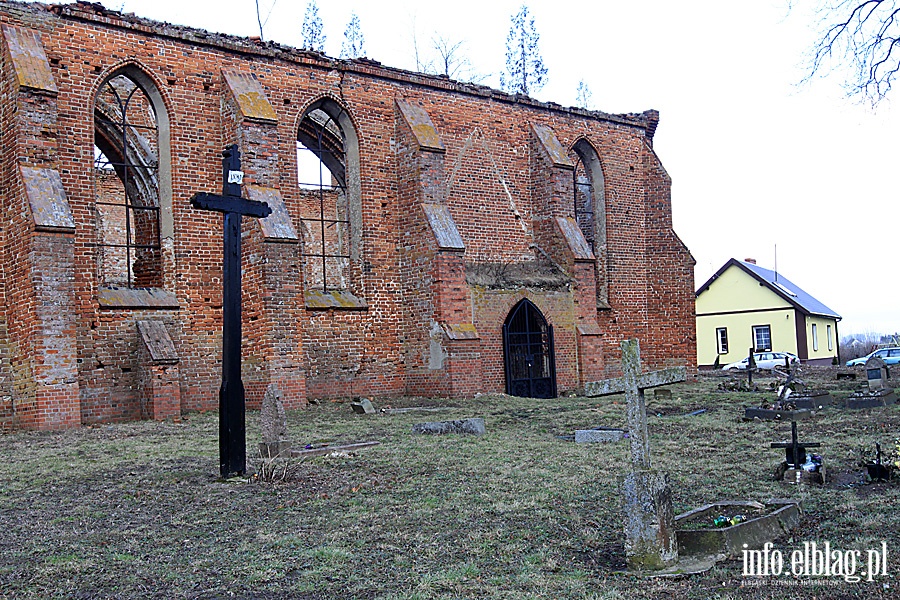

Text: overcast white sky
xmin=64 ymin=0 xmax=899 ymax=336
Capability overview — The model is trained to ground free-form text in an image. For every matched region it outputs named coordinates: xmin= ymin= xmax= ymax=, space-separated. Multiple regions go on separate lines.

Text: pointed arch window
xmin=573 ymin=151 xmax=595 ymax=251
xmin=296 ymin=99 xmax=363 ymax=301
xmin=93 ymin=70 xmax=168 ymax=289
xmin=571 ymin=139 xmax=609 ymax=309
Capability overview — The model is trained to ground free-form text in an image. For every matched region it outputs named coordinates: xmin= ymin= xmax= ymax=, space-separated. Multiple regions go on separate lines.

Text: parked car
xmin=722 ymin=352 xmax=799 ymax=370
xmin=846 ymin=347 xmax=900 ymax=367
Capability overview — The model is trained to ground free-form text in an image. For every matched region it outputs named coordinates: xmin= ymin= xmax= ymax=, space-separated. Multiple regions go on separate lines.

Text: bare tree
xmin=253 ymin=0 xmax=277 ymax=41
xmin=432 ymin=36 xmax=466 ymax=78
xmin=804 ymin=0 xmax=900 ymax=103
xmin=407 ymin=19 xmax=488 ymax=84
xmin=430 ymin=36 xmax=488 ymax=83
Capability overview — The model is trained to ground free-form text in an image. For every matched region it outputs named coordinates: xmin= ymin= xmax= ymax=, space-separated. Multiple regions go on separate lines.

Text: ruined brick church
xmin=0 ymin=1 xmax=695 ymax=430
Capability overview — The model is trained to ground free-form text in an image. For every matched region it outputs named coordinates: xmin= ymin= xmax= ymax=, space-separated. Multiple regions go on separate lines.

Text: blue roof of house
xmin=697 ymin=258 xmax=841 ymax=320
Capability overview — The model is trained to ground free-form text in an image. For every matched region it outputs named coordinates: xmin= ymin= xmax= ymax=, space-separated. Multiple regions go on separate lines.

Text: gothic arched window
xmin=296 ymin=99 xmax=362 ymax=299
xmin=93 ymin=68 xmax=169 ymax=289
xmin=571 ymin=139 xmax=609 ymax=308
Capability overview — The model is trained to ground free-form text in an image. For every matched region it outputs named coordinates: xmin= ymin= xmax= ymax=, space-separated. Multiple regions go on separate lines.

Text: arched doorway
xmin=503 ymin=299 xmax=557 ymax=398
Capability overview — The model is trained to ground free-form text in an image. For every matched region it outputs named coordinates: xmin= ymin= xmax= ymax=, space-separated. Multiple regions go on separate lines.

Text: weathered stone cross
xmin=584 ymin=339 xmax=686 ymax=469
xmin=584 ymin=338 xmax=686 ymax=571
xmin=191 ymin=145 xmax=272 ymax=478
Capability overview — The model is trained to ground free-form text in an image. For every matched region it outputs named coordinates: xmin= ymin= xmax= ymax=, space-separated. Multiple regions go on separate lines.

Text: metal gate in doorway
xmin=502 ymin=299 xmax=557 ymax=398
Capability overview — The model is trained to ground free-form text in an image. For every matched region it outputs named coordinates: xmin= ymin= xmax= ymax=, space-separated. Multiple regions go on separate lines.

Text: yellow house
xmin=696 ymin=259 xmax=841 ymax=367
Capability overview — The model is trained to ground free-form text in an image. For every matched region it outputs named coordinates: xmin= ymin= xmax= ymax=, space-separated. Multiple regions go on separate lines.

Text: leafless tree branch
xmin=804 ymin=0 xmax=900 ymax=104
xmin=408 ymin=30 xmax=488 ymax=84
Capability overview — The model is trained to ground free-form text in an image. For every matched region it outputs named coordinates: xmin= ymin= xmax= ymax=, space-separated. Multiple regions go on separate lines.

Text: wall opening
xmin=503 ymin=299 xmax=557 ymax=398
xmin=296 ymin=99 xmax=361 ymax=295
xmin=93 ymin=70 xmax=167 ymax=288
xmin=571 ymin=139 xmax=608 ymax=307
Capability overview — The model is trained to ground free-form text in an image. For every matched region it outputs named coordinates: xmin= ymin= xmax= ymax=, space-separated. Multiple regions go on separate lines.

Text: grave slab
xmin=575 ymin=428 xmax=626 ymax=443
xmin=412 ymin=418 xmax=485 ymax=435
xmin=743 ymin=407 xmax=812 ymax=421
xmin=290 ymin=441 xmax=380 ymax=458
xmin=846 ymin=390 xmax=897 ymax=409
xmin=788 ymin=392 xmax=833 ymax=410
xmin=776 ymin=463 xmax=826 ymax=485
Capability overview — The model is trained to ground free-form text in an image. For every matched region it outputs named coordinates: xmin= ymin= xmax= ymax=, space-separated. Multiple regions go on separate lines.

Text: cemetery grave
xmin=0 ymin=365 xmax=898 ymax=599
xmin=674 ymin=499 xmax=802 ymax=558
xmin=735 ymin=358 xmax=900 ymax=486
xmin=860 ymin=442 xmax=897 ymax=482
xmin=770 ymin=419 xmax=825 ymax=485
xmin=740 ymin=379 xmax=827 ymax=485
xmin=846 ymin=356 xmax=898 ymax=409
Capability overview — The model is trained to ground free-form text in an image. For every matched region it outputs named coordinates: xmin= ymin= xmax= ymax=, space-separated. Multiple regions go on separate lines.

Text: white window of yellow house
xmin=812 ymin=323 xmax=819 ymax=352
xmin=716 ymin=327 xmax=728 ymax=354
xmin=753 ymin=325 xmax=771 ymax=351
xmin=827 ymin=325 xmax=833 ymax=351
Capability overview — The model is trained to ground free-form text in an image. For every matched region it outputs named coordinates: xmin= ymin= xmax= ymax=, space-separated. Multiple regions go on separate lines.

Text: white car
xmin=722 ymin=352 xmax=799 ymax=370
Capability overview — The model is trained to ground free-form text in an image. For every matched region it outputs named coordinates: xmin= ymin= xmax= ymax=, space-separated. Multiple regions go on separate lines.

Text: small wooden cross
xmin=584 ymin=339 xmax=686 ymax=469
xmin=190 ymin=145 xmax=272 ymax=478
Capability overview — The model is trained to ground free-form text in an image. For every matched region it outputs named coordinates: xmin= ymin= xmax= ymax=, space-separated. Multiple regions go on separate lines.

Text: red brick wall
xmin=0 ymin=34 xmax=26 ymax=430
xmin=0 ymin=2 xmax=696 ymax=428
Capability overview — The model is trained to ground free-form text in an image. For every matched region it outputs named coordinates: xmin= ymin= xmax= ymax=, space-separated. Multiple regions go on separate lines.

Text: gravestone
xmin=846 ymin=355 xmax=897 ymax=408
xmin=584 ymin=339 xmax=686 ymax=570
xmin=351 ymin=398 xmax=376 ymax=414
xmin=190 ymin=145 xmax=272 ymax=477
xmin=259 ymin=384 xmax=290 ymax=458
xmin=866 ymin=356 xmax=889 ymax=392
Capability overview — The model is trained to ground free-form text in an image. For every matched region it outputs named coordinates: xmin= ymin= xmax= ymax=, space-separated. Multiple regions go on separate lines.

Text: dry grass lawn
xmin=1 ymin=367 xmax=898 ymax=599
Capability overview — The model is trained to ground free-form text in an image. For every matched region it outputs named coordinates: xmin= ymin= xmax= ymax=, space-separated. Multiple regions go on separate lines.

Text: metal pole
xmin=791 ymin=420 xmax=800 ymax=468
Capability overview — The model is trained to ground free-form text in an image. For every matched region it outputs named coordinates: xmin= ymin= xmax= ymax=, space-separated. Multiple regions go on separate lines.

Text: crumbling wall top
xmin=0 ymin=0 xmax=665 ymax=133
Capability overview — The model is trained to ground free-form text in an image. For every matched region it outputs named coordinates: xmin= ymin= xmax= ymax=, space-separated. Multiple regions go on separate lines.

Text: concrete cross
xmin=584 ymin=339 xmax=686 ymax=469
xmin=190 ymin=145 xmax=271 ymax=478
xmin=586 ymin=338 xmax=685 ymax=571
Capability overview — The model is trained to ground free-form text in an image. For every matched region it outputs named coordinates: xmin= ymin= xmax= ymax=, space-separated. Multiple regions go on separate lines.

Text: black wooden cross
xmin=771 ymin=421 xmax=820 ymax=469
xmin=191 ymin=145 xmax=272 ymax=477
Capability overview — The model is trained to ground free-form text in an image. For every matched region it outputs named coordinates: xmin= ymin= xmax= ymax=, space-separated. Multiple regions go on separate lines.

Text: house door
xmin=503 ymin=299 xmax=557 ymax=398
